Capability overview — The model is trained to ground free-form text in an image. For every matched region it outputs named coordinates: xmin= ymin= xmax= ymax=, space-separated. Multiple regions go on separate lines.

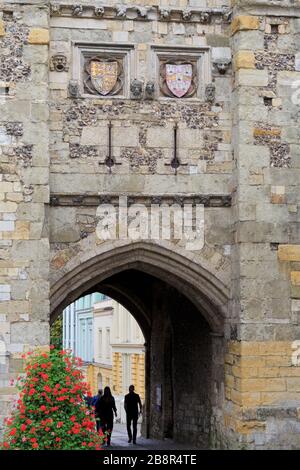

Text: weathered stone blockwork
xmin=0 ymin=1 xmax=50 ymax=434
xmin=0 ymin=0 xmax=300 ymax=449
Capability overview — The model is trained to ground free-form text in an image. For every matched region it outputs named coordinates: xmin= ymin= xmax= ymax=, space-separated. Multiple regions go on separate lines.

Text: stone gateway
xmin=0 ymin=0 xmax=300 ymax=449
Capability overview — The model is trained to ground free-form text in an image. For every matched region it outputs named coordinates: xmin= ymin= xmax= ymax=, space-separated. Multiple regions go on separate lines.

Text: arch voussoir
xmin=50 ymin=241 xmax=230 ymax=334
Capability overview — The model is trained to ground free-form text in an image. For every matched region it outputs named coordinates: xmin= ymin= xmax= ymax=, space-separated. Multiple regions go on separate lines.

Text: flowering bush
xmin=1 ymin=347 xmax=104 ymax=450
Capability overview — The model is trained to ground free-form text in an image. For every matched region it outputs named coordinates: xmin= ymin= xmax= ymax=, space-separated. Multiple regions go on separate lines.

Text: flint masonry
xmin=0 ymin=0 xmax=300 ymax=449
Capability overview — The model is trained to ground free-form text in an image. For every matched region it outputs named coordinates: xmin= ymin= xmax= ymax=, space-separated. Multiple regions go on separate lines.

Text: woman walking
xmin=95 ymin=386 xmax=117 ymax=446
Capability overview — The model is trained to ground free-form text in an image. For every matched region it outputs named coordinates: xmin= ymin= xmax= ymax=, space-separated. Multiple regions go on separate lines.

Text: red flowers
xmin=1 ymin=348 xmax=104 ymax=450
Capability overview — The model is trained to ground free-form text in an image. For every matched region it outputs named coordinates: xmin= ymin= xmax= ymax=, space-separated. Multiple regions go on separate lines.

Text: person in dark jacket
xmin=124 ymin=385 xmax=142 ymax=444
xmin=93 ymin=389 xmax=103 ymax=432
xmin=95 ymin=386 xmax=117 ymax=446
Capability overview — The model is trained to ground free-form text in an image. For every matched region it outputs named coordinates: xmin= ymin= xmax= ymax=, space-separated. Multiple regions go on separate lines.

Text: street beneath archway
xmin=107 ymin=424 xmax=200 ymax=450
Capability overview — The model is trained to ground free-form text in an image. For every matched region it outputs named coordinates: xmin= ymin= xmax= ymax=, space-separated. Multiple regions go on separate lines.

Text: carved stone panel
xmin=152 ymin=46 xmax=211 ymax=101
xmin=160 ymin=60 xmax=197 ymax=98
xmin=84 ymin=57 xmax=124 ymax=96
xmin=73 ymin=44 xmax=134 ymax=99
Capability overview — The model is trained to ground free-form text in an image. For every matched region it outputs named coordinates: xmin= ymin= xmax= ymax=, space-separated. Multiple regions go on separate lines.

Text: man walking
xmin=124 ymin=385 xmax=142 ymax=444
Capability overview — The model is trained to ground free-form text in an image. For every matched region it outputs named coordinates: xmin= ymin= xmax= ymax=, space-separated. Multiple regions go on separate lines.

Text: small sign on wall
xmin=155 ymin=384 xmax=162 ymax=412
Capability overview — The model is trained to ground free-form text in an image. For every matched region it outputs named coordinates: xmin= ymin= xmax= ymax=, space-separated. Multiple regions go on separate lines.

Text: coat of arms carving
xmin=84 ymin=57 xmax=124 ymax=96
xmin=160 ymin=60 xmax=197 ymax=98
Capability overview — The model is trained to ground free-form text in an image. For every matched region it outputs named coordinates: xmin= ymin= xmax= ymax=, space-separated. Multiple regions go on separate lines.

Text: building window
xmin=122 ymin=353 xmax=131 ymax=394
xmin=97 ymin=373 xmax=102 ymax=390
xmin=106 ymin=328 xmax=111 ymax=359
xmin=98 ymin=329 xmax=103 ymax=360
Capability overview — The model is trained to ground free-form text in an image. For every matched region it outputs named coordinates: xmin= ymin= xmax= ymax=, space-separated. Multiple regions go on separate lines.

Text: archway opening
xmin=50 ymin=244 xmax=228 ymax=448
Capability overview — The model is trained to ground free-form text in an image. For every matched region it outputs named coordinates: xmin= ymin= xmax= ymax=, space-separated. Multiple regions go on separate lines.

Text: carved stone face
xmin=205 ymin=84 xmax=215 ymax=103
xmin=215 ymin=60 xmax=231 ymax=75
xmin=145 ymin=81 xmax=155 ymax=98
xmin=160 ymin=8 xmax=170 ymax=19
xmin=51 ymin=54 xmax=68 ymax=72
xmin=68 ymin=80 xmax=79 ymax=98
xmin=94 ymin=7 xmax=105 ymax=17
xmin=72 ymin=5 xmax=83 ymax=16
xmin=130 ymin=79 xmax=143 ymax=99
xmin=200 ymin=12 xmax=211 ymax=23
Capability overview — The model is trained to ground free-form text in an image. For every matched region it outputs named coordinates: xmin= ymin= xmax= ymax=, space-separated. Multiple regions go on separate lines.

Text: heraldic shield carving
xmin=84 ymin=57 xmax=124 ymax=96
xmin=160 ymin=60 xmax=197 ymax=98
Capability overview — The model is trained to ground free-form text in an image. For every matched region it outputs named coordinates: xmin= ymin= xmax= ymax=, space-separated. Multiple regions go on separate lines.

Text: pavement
xmin=105 ymin=424 xmax=199 ymax=450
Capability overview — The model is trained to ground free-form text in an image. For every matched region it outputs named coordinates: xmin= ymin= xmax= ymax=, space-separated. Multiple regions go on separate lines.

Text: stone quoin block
xmin=234 ymin=51 xmax=255 ymax=70
xmin=231 ymin=16 xmax=260 ymax=36
xmin=0 ymin=20 xmax=5 ymax=37
xmin=28 ymin=28 xmax=50 ymax=45
xmin=235 ymin=69 xmax=269 ymax=87
xmin=278 ymin=245 xmax=300 ymax=262
xmin=291 ymin=272 xmax=300 ymax=286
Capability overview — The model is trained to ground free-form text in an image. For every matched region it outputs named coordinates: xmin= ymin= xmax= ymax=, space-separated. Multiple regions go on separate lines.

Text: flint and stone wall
xmin=0 ymin=0 xmax=300 ymax=449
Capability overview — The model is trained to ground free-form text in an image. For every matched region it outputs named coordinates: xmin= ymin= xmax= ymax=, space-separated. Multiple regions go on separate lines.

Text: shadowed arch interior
xmin=50 ymin=242 xmax=228 ymax=447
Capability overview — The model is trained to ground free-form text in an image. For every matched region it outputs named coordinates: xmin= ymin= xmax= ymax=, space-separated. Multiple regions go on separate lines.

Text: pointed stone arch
xmin=50 ymin=240 xmax=230 ymax=335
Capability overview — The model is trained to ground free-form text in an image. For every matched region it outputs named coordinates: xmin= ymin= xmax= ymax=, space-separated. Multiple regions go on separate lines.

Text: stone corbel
xmin=159 ymin=8 xmax=170 ymax=20
xmin=213 ymin=59 xmax=231 ymax=75
xmin=199 ymin=12 xmax=211 ymax=24
xmin=137 ymin=7 xmax=149 ymax=19
xmin=50 ymin=3 xmax=62 ymax=15
xmin=145 ymin=81 xmax=155 ymax=100
xmin=94 ymin=6 xmax=105 ymax=17
xmin=130 ymin=79 xmax=144 ymax=100
xmin=50 ymin=54 xmax=69 ymax=72
xmin=72 ymin=5 xmax=83 ymax=16
xmin=116 ymin=5 xmax=127 ymax=18
xmin=68 ymin=80 xmax=80 ymax=98
xmin=182 ymin=8 xmax=192 ymax=21
xmin=222 ymin=7 xmax=233 ymax=23
xmin=205 ymin=83 xmax=216 ymax=103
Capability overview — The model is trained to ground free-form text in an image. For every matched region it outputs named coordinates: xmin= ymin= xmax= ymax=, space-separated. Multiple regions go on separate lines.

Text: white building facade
xmin=63 ymin=293 xmax=145 ymax=422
